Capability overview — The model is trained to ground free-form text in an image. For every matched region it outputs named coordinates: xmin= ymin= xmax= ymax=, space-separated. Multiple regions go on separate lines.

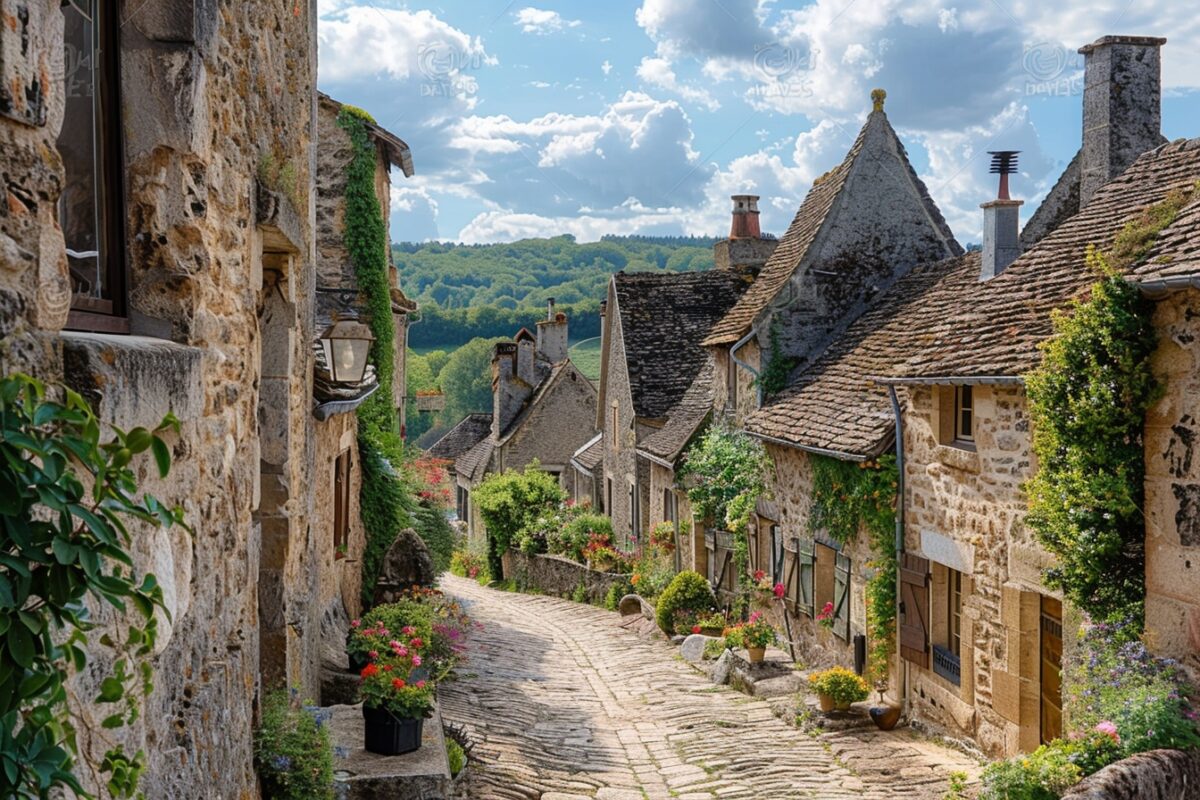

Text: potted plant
xmin=728 ymin=612 xmax=776 ymax=663
xmin=808 ymin=666 xmax=870 ymax=712
xmin=359 ymin=662 xmax=434 ymax=755
xmin=693 ymin=611 xmax=728 ymax=638
xmin=815 ymin=601 xmax=835 ymax=630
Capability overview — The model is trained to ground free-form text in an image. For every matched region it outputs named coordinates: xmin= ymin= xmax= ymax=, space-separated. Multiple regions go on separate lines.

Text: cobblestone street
xmin=439 ymin=576 xmax=980 ymax=799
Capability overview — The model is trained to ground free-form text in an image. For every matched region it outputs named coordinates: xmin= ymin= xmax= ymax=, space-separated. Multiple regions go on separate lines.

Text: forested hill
xmin=395 ymin=234 xmax=719 ymax=349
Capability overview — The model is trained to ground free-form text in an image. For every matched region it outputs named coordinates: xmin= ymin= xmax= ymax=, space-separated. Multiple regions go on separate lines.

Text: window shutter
xmin=792 ymin=537 xmax=815 ymax=617
xmin=771 ymin=525 xmax=783 ymax=584
xmin=899 ymin=553 xmax=930 ymax=668
xmin=833 ymin=552 xmax=851 ymax=641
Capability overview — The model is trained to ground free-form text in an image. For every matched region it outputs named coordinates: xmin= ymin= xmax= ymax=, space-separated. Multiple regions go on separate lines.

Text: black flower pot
xmin=362 ymin=705 xmax=424 ymax=755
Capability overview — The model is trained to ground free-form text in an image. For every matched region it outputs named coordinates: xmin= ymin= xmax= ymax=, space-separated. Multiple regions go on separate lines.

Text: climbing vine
xmin=0 ymin=374 xmax=180 ymax=798
xmin=755 ymin=320 xmax=797 ymax=398
xmin=809 ymin=454 xmax=898 ymax=681
xmin=678 ymin=424 xmax=769 ymax=614
xmin=337 ymin=107 xmax=414 ymax=604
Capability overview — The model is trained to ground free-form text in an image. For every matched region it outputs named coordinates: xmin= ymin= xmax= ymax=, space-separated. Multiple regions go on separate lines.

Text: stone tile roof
xmin=319 ymin=92 xmax=414 ymax=177
xmin=745 ymin=254 xmax=978 ymax=457
xmin=455 ymin=437 xmax=494 ymax=483
xmin=638 ymin=362 xmax=714 ymax=464
xmin=703 ymin=110 xmax=957 ymax=347
xmin=571 ymin=434 xmax=604 ymax=474
xmin=1132 ymin=195 xmax=1200 ymax=285
xmin=427 ymin=413 xmax=493 ymax=463
xmin=614 ymin=270 xmax=750 ymax=420
xmin=892 ymin=138 xmax=1200 ymax=380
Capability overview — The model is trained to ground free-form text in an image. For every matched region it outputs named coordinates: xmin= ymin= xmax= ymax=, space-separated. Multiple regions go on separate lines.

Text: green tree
xmin=472 ymin=465 xmax=566 ymax=579
xmin=437 ymin=337 xmax=505 ymax=426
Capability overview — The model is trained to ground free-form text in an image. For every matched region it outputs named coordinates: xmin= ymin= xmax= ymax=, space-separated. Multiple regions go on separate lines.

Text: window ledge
xmin=61 ymin=332 xmax=204 ymax=428
xmin=932 ymin=443 xmax=981 ymax=474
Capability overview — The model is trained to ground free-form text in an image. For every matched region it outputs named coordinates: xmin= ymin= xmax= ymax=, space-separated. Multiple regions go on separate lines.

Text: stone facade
xmin=1143 ymin=288 xmax=1200 ymax=683
xmin=1 ymin=1 xmax=321 ymax=795
xmin=502 ymin=551 xmax=631 ymax=605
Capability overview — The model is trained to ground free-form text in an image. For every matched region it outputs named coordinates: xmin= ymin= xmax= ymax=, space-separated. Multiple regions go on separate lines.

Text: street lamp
xmin=319 ymin=320 xmax=375 ymax=384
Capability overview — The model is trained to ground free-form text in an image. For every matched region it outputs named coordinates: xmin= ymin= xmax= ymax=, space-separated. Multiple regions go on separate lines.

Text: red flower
xmin=691 ymin=625 xmax=702 ymax=634
xmin=382 ymin=664 xmax=393 ymax=672
xmin=753 ymin=569 xmax=766 ymax=582
xmin=392 ymin=678 xmax=406 ymax=689
xmin=773 ymin=582 xmax=786 ymax=599
xmin=360 ymin=663 xmax=378 ymax=678
xmin=409 ymin=637 xmax=424 ymax=649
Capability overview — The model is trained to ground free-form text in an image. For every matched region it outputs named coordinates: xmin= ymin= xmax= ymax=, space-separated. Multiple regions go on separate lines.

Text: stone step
xmin=330 ymin=701 xmax=452 ymax=800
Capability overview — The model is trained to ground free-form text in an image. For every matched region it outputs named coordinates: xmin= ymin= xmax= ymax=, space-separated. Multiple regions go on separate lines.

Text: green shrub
xmin=412 ymin=502 xmax=454 ymax=574
xmin=446 ymin=739 xmax=466 ymax=778
xmin=255 ymin=690 xmax=335 ymax=800
xmin=604 ymin=582 xmax=630 ymax=611
xmin=473 ymin=465 xmax=566 ymax=579
xmin=979 ymin=741 xmax=1082 ymax=800
xmin=359 ymin=437 xmax=415 ymax=606
xmin=807 ymin=667 xmax=869 ymax=705
xmin=654 ymin=571 xmax=716 ymax=635
xmin=943 ymin=770 xmax=969 ymax=800
xmin=450 ymin=549 xmax=488 ymax=581
xmin=571 ymin=583 xmax=588 ymax=604
xmin=551 ymin=513 xmax=612 ymax=563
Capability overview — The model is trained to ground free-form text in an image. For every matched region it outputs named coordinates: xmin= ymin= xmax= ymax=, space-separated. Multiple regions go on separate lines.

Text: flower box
xmin=415 ymin=392 xmax=445 ymax=412
xmin=363 ymin=705 xmax=424 ymax=755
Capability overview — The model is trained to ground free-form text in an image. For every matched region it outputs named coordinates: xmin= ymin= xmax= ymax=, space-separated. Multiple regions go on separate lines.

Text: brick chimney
xmin=1079 ymin=35 xmax=1167 ymax=207
xmin=981 ymin=151 xmax=1023 ymax=280
xmin=715 ymin=195 xmax=778 ymax=273
xmin=492 ymin=342 xmax=532 ymax=437
xmin=536 ymin=297 xmax=569 ymax=364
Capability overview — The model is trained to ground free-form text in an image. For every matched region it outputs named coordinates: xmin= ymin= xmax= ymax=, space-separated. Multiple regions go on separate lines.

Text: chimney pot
xmin=729 ymin=194 xmax=762 ymax=239
xmin=547 ymin=298 xmax=556 ymax=320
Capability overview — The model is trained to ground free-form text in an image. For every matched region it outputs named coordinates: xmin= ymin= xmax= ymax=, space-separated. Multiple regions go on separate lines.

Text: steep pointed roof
xmin=703 ymin=105 xmax=959 ymax=347
xmin=427 ymin=413 xmax=493 ymax=463
xmin=638 ymin=361 xmax=715 ymax=464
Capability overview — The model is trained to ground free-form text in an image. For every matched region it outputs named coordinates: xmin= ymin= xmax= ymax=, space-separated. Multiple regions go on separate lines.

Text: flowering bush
xmin=411 ymin=457 xmax=453 ymax=509
xmin=450 ymin=549 xmax=487 ymax=581
xmin=808 ymin=667 xmax=870 ymax=705
xmin=655 ymin=571 xmax=717 ymax=635
xmin=815 ymin=601 xmax=835 ymax=630
xmin=255 ymin=689 xmax=335 ymax=800
xmin=649 ymin=521 xmax=677 ymax=554
xmin=979 ymin=741 xmax=1082 ymax=800
xmin=582 ymin=532 xmax=634 ymax=573
xmin=549 ymin=512 xmax=612 ymax=563
xmin=348 ymin=600 xmax=433 ymax=666
xmin=359 ymin=663 xmax=434 ymax=719
xmin=1065 ymin=617 xmax=1200 ymax=758
xmin=726 ymin=612 xmax=776 ymax=650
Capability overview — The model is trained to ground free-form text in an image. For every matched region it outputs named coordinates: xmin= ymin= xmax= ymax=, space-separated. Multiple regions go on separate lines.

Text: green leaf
xmin=51 ymin=536 xmax=77 ymax=565
xmin=125 ymin=428 xmax=152 ymax=454
xmin=101 ymin=713 xmax=126 ymax=729
xmin=150 ymin=437 xmax=171 ymax=479
xmin=98 ymin=677 xmax=124 ymax=703
xmin=8 ymin=624 xmax=33 ymax=668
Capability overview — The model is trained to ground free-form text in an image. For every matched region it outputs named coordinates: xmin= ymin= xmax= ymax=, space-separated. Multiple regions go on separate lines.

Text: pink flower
xmin=350 ymin=619 xmax=361 ymax=628
xmin=773 ymin=582 xmax=785 ymax=599
xmin=753 ymin=570 xmax=766 ymax=582
xmin=749 ymin=611 xmax=763 ymax=623
xmin=379 ymin=627 xmax=389 ymax=636
xmin=412 ymin=655 xmax=422 ymax=667
xmin=415 ymin=680 xmax=427 ymax=689
xmin=389 ymin=640 xmax=402 ymax=650
xmin=1094 ymin=721 xmax=1120 ymax=743
xmin=368 ymin=650 xmax=379 ymax=660
xmin=410 ymin=637 xmax=423 ymax=649
xmin=691 ymin=625 xmax=702 ymax=634
xmin=402 ymin=626 xmax=416 ymax=636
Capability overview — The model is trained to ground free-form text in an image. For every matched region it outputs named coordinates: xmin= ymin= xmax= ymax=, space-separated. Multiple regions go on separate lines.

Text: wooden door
xmin=1040 ymin=596 xmax=1063 ymax=744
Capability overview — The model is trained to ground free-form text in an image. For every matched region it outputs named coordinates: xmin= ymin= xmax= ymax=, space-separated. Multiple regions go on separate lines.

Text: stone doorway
xmin=1040 ymin=595 xmax=1063 ymax=744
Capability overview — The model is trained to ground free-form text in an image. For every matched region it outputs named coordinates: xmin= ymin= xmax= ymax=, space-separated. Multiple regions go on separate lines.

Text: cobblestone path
xmin=439 ymin=575 xmax=978 ymax=800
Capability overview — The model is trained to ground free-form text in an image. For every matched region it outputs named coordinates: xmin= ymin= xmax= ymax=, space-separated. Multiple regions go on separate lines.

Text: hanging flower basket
xmin=415 ymin=391 xmax=445 ymax=412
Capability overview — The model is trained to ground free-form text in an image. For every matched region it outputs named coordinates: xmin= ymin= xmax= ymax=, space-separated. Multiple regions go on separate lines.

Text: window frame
xmin=954 ymin=385 xmax=975 ymax=444
xmin=63 ymin=0 xmax=129 ymax=333
xmin=333 ymin=449 xmax=352 ymax=557
xmin=726 ymin=351 xmax=738 ymax=409
xmin=948 ymin=567 xmax=963 ymax=658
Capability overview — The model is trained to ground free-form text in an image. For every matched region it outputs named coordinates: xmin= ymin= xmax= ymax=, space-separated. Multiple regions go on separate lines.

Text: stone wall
xmin=600 ymin=279 xmax=641 ymax=539
xmin=1144 ymin=288 xmax=1200 ymax=682
xmin=1 ymin=1 xmax=319 ymax=796
xmin=1061 ymin=748 xmax=1200 ymax=800
xmin=902 ymin=384 xmax=1060 ymax=757
xmin=711 ymin=343 xmax=761 ymax=427
xmin=502 ymin=551 xmax=631 ymax=605
xmin=497 ymin=363 xmax=597 ymax=476
xmin=314 ymin=413 xmax=367 ymax=629
xmin=647 ymin=461 xmax=695 ymax=571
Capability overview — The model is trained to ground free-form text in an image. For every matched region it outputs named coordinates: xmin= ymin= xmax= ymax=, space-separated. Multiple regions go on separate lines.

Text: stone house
xmin=744 ymin=35 xmax=1193 ymax=758
xmin=0 ymin=2 xmax=418 ymax=795
xmin=311 ymin=93 xmax=417 ymax=653
xmin=449 ymin=303 xmax=598 ymax=546
xmin=426 ymin=411 xmax=493 ymax=520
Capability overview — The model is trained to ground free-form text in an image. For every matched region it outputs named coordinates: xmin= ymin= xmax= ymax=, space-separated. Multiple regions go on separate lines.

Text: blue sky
xmin=317 ymin=1 xmax=1200 ymax=245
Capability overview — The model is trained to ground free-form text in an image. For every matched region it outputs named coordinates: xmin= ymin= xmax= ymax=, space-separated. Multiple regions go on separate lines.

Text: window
xmin=605 ymin=476 xmax=613 ymax=515
xmin=610 ymin=404 xmax=619 ymax=451
xmin=333 ymin=449 xmax=352 ymax=556
xmin=768 ymin=524 xmax=782 ymax=584
xmin=629 ymin=481 xmax=640 ymax=542
xmin=932 ymin=565 xmax=964 ymax=686
xmin=806 ymin=542 xmax=850 ymax=641
xmin=727 ymin=352 xmax=738 ymax=409
xmin=60 ymin=0 xmax=127 ymax=331
xmin=662 ymin=487 xmax=675 ymax=524
xmin=948 ymin=568 xmax=963 ymax=658
xmin=954 ymin=385 xmax=974 ymax=443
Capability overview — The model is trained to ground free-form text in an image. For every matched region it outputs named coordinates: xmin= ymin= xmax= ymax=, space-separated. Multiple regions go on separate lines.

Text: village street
xmin=438 ymin=576 xmax=981 ymax=799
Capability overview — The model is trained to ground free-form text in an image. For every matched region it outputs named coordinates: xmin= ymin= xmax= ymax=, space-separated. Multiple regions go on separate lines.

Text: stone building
xmin=0 ymin=2 xmax=419 ymax=795
xmin=448 ymin=303 xmax=598 ymax=545
xmin=311 ymin=93 xmax=417 ymax=658
xmin=745 ymin=34 xmax=1196 ymax=757
xmin=702 ymin=92 xmax=961 ymax=430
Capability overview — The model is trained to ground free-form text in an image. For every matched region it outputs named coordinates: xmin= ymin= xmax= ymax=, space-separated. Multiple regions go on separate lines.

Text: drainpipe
xmin=887 ymin=385 xmax=908 ymax=714
xmin=730 ymin=327 xmax=762 ymax=407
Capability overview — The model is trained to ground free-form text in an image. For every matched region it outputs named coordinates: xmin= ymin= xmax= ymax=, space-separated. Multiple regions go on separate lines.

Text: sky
xmin=316 ymin=1 xmax=1200 ymax=245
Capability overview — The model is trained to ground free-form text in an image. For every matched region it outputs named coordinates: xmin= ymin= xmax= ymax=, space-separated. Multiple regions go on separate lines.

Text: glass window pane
xmin=60 ymin=1 xmax=103 ymax=302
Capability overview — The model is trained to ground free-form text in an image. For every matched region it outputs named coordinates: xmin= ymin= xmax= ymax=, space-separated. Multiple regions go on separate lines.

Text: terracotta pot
xmin=834 ymin=699 xmax=852 ymax=712
xmin=362 ymin=705 xmax=424 ymax=755
xmin=747 ymin=646 xmax=766 ymax=663
xmin=869 ymin=703 xmax=902 ymax=731
xmin=700 ymin=627 xmax=724 ymax=638
xmin=817 ymin=693 xmax=835 ymax=712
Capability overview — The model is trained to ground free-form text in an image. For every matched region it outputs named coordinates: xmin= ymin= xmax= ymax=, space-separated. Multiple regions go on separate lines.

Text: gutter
xmin=730 ymin=327 xmax=763 ymax=406
xmin=745 ymin=430 xmax=870 ymax=462
xmin=636 ymin=448 xmax=678 ymax=470
xmin=886 ymin=385 xmax=908 ymax=716
xmin=313 ymin=382 xmax=380 ymax=421
xmin=1135 ymin=273 xmax=1200 ymax=298
xmin=870 ymin=375 xmax=1023 ymax=386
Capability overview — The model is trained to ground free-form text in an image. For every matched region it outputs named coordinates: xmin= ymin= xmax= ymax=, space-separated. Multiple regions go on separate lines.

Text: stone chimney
xmin=981 ymin=151 xmax=1023 ymax=280
xmin=516 ymin=337 xmax=536 ymax=384
xmin=1079 ymin=35 xmax=1167 ymax=207
xmin=715 ymin=195 xmax=779 ymax=273
xmin=536 ymin=297 xmax=569 ymax=364
xmin=492 ymin=342 xmax=532 ymax=437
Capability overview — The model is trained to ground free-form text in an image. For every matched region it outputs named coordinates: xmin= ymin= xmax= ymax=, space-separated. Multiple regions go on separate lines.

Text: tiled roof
xmin=571 ymin=434 xmax=604 ymax=473
xmin=638 ymin=362 xmax=714 ymax=463
xmin=745 ymin=254 xmax=978 ymax=457
xmin=703 ymin=110 xmax=957 ymax=346
xmin=455 ymin=437 xmax=494 ymax=483
xmin=747 ymin=138 xmax=1200 ymax=457
xmin=892 ymin=138 xmax=1200 ymax=380
xmin=427 ymin=413 xmax=492 ymax=463
xmin=614 ymin=270 xmax=750 ymax=420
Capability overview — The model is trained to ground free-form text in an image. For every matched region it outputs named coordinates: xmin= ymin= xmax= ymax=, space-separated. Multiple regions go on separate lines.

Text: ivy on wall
xmin=809 ymin=453 xmax=898 ymax=682
xmin=755 ymin=320 xmax=797 ymax=398
xmin=337 ymin=107 xmax=415 ymax=604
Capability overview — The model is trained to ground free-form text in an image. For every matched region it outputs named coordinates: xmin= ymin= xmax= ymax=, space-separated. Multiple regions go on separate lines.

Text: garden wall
xmin=503 ymin=551 xmax=630 ymax=604
xmin=1060 ymin=748 xmax=1200 ymax=800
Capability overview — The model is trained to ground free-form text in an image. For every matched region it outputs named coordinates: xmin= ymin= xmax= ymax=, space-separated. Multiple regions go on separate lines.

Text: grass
xmin=569 ymin=337 xmax=602 ymax=381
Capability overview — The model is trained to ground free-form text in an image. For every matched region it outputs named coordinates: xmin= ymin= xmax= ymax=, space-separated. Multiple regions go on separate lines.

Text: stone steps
xmin=329 ymin=701 xmax=452 ymax=800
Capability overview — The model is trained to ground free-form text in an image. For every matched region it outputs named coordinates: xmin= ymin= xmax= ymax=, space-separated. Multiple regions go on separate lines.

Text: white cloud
xmin=636 ymin=57 xmax=720 ymax=111
xmin=636 ymin=0 xmax=769 ymax=60
xmin=515 ymin=7 xmax=582 ymax=35
xmin=601 ymin=59 xmax=614 ymax=75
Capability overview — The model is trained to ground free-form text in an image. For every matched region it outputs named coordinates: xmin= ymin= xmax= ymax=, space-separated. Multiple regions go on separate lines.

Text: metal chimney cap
xmin=988 ymin=151 xmax=1020 ymax=174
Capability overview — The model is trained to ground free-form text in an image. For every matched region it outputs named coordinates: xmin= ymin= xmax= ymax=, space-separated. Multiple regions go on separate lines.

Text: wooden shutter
xmin=833 ymin=552 xmax=851 ymax=642
xmin=899 ymin=553 xmax=930 ymax=668
xmin=791 ymin=537 xmax=815 ymax=617
xmin=333 ymin=449 xmax=351 ymax=552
